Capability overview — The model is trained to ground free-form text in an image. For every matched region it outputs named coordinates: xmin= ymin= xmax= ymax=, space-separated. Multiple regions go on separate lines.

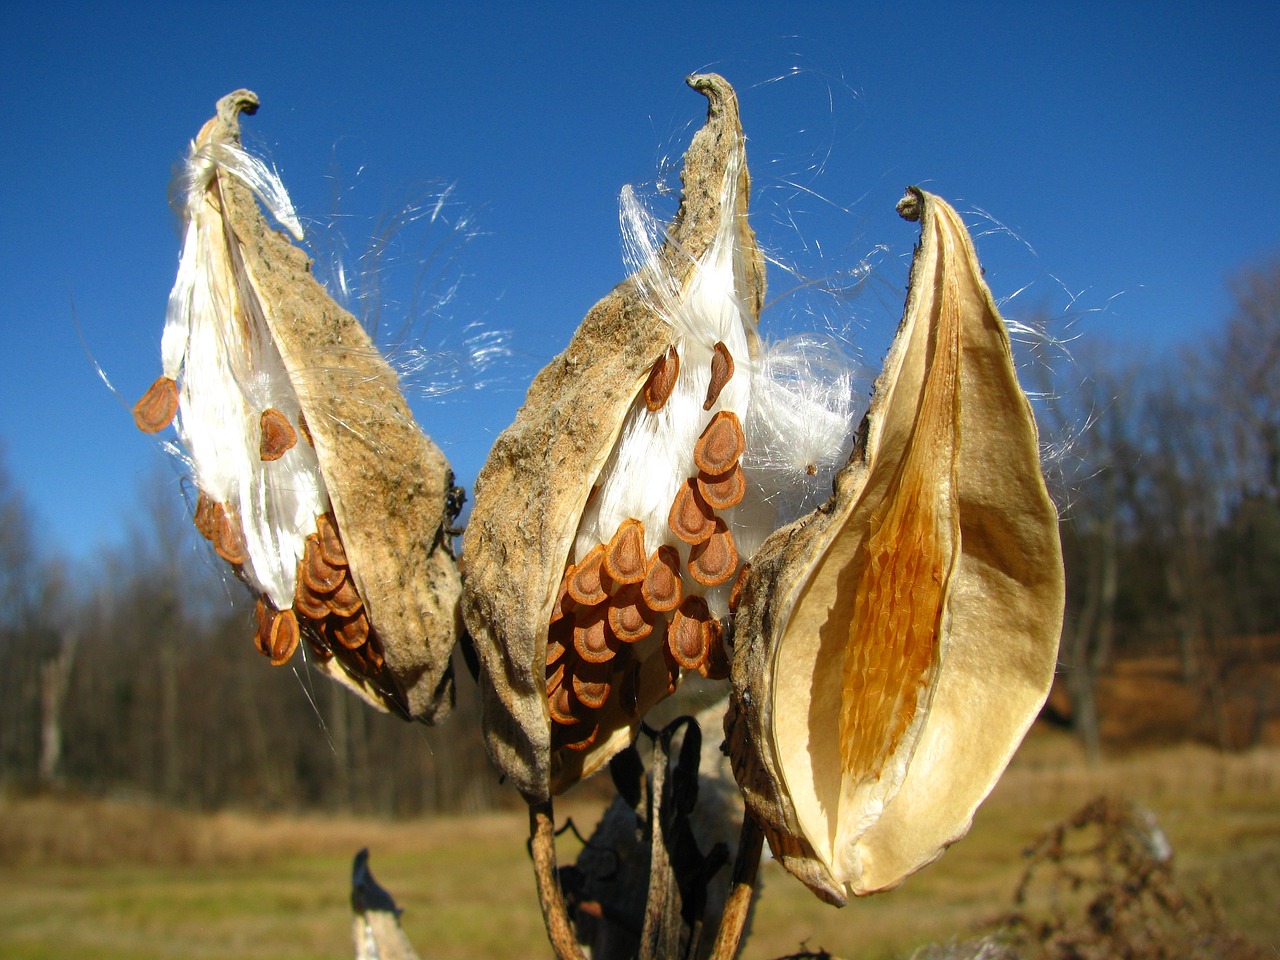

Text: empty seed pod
xmin=727 ymin=188 xmax=1064 ymax=902
xmin=134 ymin=91 xmax=459 ymax=722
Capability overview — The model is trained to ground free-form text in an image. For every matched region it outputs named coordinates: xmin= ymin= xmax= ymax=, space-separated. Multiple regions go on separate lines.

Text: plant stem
xmin=708 ymin=812 xmax=764 ymax=960
xmin=528 ymin=798 xmax=587 ymax=960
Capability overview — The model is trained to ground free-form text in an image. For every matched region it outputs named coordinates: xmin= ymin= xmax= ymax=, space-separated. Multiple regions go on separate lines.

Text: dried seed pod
xmin=727 ymin=189 xmax=1064 ymax=902
xmin=462 ymin=74 xmax=767 ymax=800
xmin=137 ymin=91 xmax=459 ymax=721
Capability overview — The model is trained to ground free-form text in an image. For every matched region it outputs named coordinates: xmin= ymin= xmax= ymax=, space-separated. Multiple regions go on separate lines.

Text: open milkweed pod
xmin=462 ymin=74 xmax=783 ymax=800
xmin=726 ymin=187 xmax=1065 ymax=903
xmin=133 ymin=90 xmax=459 ymax=722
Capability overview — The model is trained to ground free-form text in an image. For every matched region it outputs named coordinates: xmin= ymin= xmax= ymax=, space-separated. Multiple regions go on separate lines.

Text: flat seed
xmin=550 ymin=570 xmax=575 ymax=624
xmin=557 ymin=719 xmax=600 ymax=753
xmin=304 ymin=630 xmax=334 ymax=662
xmin=571 ymin=661 xmax=612 ymax=710
xmin=693 ymin=410 xmax=745 ymax=476
xmin=194 ymin=492 xmax=217 ymax=540
xmin=728 ymin=562 xmax=751 ymax=613
xmin=604 ymin=518 xmax=647 ymax=584
xmin=689 ymin=518 xmax=739 ymax=587
xmin=545 ymin=629 xmax=568 ymax=670
xmin=703 ymin=341 xmax=734 ymax=411
xmin=699 ymin=622 xmax=730 ymax=681
xmin=316 ymin=513 xmax=348 ymax=567
xmin=253 ymin=599 xmax=273 ymax=656
xmin=668 ymin=478 xmax=717 ymax=545
xmin=644 ymin=346 xmax=680 ymax=412
xmin=269 ymin=608 xmax=300 ymax=665
xmin=697 ymin=463 xmax=746 ymax=510
xmin=293 ymin=567 xmax=331 ymax=620
xmin=573 ymin=607 xmax=617 ymax=664
xmin=326 ymin=576 xmax=362 ymax=618
xmin=133 ymin=376 xmax=179 ymax=433
xmin=297 ymin=411 xmax=314 ymax=447
xmin=608 ymin=585 xmax=655 ymax=642
xmin=259 ymin=408 xmax=297 ymax=461
xmin=642 ymin=545 xmax=683 ymax=612
xmin=303 ymin=534 xmax=345 ymax=593
xmin=568 ymin=544 xmax=608 ymax=606
xmin=331 ymin=609 xmax=369 ymax=650
xmin=548 ymin=680 xmax=578 ymax=725
xmin=364 ymin=632 xmax=385 ymax=671
xmin=668 ymin=596 xmax=712 ymax=671
xmin=211 ymin=503 xmax=246 ymax=565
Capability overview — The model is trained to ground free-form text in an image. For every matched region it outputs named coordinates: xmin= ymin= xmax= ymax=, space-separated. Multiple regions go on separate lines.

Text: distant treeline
xmin=1 ymin=255 xmax=1278 ymax=811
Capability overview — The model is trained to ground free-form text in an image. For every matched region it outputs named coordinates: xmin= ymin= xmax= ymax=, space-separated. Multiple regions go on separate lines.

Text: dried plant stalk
xmin=727 ymin=188 xmax=1064 ymax=902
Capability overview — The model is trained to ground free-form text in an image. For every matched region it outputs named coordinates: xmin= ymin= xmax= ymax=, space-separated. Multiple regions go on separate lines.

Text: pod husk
xmin=727 ymin=187 xmax=1064 ymax=901
xmin=462 ymin=74 xmax=764 ymax=800
xmin=204 ymin=92 xmax=459 ymax=722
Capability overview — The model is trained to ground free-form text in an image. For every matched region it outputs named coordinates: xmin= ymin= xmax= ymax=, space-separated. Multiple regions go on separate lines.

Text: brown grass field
xmin=1 ymin=724 xmax=1278 ymax=959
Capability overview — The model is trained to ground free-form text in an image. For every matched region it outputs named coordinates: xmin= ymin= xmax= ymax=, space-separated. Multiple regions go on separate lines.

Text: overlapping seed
xmin=546 ymin=401 xmax=749 ymax=748
xmin=191 ymin=497 xmax=387 ymax=679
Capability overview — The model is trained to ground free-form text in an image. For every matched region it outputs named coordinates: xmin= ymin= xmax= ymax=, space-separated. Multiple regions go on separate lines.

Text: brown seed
xmin=297 ymin=411 xmax=314 ymax=447
xmin=642 ymin=545 xmax=684 ymax=612
xmin=604 ymin=518 xmax=647 ymax=584
xmin=548 ymin=676 xmax=578 ymax=726
xmin=550 ymin=570 xmax=575 ymax=625
xmin=644 ymin=346 xmax=680 ymax=412
xmin=668 ymin=478 xmax=717 ymax=545
xmin=302 ymin=534 xmax=345 ymax=593
xmin=293 ymin=567 xmax=331 ymax=620
xmin=133 ymin=376 xmax=179 ymax=433
xmin=211 ymin=502 xmax=246 ymax=565
xmin=697 ymin=463 xmax=746 ymax=510
xmin=694 ymin=410 xmax=745 ymax=476
xmin=545 ymin=628 xmax=569 ymax=670
xmin=326 ymin=576 xmax=362 ymax=618
xmin=194 ymin=492 xmax=217 ymax=540
xmin=259 ymin=408 xmax=297 ymax=461
xmin=304 ymin=630 xmax=334 ymax=662
xmin=703 ymin=341 xmax=735 ymax=411
xmin=363 ymin=631 xmax=385 ymax=671
xmin=573 ymin=607 xmax=617 ymax=664
xmin=330 ymin=609 xmax=370 ymax=650
xmin=269 ymin=608 xmax=301 ymax=665
xmin=567 ymin=544 xmax=608 ymax=606
xmin=315 ymin=513 xmax=348 ymax=567
xmin=253 ymin=599 xmax=273 ymax=656
xmin=728 ymin=562 xmax=751 ymax=613
xmin=571 ymin=660 xmax=613 ymax=710
xmin=699 ymin=621 xmax=730 ymax=681
xmin=689 ymin=518 xmax=739 ymax=587
xmin=668 ymin=596 xmax=713 ymax=671
xmin=608 ymin=585 xmax=655 ymax=642
xmin=557 ymin=719 xmax=600 ymax=753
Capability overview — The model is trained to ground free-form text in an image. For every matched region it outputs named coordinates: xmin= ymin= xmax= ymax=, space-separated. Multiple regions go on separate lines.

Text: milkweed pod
xmin=138 ymin=91 xmax=460 ymax=722
xmin=462 ymin=74 xmax=766 ymax=800
xmin=727 ymin=188 xmax=1064 ymax=902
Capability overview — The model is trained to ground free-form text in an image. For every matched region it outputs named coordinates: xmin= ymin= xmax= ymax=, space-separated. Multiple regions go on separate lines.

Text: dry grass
xmin=2 ymin=730 xmax=1278 ymax=959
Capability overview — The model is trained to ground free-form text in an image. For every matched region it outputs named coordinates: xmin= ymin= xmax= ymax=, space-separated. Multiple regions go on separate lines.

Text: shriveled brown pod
xmin=727 ymin=188 xmax=1064 ymax=902
xmin=135 ymin=91 xmax=460 ymax=722
xmin=462 ymin=74 xmax=767 ymax=800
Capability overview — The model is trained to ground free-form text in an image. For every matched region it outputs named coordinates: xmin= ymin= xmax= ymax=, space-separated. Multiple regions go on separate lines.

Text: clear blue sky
xmin=3 ymin=1 xmax=1278 ymax=564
